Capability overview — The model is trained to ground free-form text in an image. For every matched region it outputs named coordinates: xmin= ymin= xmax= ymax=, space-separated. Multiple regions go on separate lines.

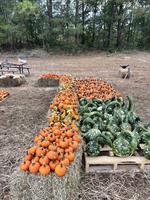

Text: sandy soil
xmin=0 ymin=51 xmax=150 ymax=200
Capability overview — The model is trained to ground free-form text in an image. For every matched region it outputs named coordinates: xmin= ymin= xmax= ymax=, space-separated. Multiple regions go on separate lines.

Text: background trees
xmin=0 ymin=0 xmax=149 ymax=51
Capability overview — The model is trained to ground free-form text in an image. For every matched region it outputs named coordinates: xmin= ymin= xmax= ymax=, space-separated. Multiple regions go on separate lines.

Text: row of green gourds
xmin=78 ymin=96 xmax=150 ymax=159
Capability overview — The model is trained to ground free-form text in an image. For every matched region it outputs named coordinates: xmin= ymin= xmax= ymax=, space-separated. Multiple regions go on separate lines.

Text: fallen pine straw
xmin=75 ymin=172 xmax=150 ymax=200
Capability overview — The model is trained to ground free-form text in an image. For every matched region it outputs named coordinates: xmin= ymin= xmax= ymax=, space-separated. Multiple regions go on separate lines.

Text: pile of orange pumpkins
xmin=75 ymin=78 xmax=122 ymax=100
xmin=20 ymin=75 xmax=81 ymax=176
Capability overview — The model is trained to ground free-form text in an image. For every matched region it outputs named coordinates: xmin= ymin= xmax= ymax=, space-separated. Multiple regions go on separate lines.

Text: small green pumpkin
xmin=85 ymin=128 xmax=101 ymax=142
xmin=144 ymin=144 xmax=150 ymax=160
xmin=86 ymin=141 xmax=101 ymax=156
xmin=113 ymin=137 xmax=131 ymax=157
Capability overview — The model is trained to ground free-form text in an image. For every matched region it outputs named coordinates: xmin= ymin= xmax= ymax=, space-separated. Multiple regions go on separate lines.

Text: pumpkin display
xmin=19 ymin=75 xmax=81 ymax=176
xmin=20 ymin=73 xmax=150 ymax=178
xmin=75 ymin=78 xmax=122 ymax=100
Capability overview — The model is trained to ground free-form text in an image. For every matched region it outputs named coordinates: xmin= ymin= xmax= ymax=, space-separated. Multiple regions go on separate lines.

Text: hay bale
xmin=0 ymin=74 xmax=26 ymax=87
xmin=38 ymin=78 xmax=59 ymax=87
xmin=10 ymin=142 xmax=83 ymax=200
xmin=10 ymin=170 xmax=54 ymax=200
xmin=51 ymin=143 xmax=83 ymax=200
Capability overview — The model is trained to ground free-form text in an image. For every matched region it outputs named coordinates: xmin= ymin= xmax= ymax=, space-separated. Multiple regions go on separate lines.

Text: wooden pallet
xmin=0 ymin=93 xmax=9 ymax=103
xmin=85 ymin=145 xmax=150 ymax=173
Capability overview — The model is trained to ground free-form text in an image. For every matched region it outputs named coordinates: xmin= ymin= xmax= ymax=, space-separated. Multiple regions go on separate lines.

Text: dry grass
xmin=77 ymin=172 xmax=150 ymax=200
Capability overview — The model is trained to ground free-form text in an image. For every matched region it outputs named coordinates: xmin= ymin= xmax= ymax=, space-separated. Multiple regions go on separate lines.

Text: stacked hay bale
xmin=10 ymin=74 xmax=83 ymax=200
xmin=10 ymin=142 xmax=83 ymax=200
xmin=38 ymin=77 xmax=59 ymax=87
xmin=0 ymin=74 xmax=26 ymax=87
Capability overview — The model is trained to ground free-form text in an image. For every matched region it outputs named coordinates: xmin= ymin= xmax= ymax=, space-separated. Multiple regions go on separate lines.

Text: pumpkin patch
xmin=20 ymin=74 xmax=150 ymax=177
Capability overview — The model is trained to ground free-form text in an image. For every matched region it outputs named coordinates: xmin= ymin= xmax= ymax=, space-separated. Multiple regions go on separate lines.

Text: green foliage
xmin=0 ymin=0 xmax=150 ymax=50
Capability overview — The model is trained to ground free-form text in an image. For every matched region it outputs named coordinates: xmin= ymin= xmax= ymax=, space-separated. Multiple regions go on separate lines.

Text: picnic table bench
xmin=0 ymin=60 xmax=31 ymax=75
xmin=0 ymin=69 xmax=18 ymax=75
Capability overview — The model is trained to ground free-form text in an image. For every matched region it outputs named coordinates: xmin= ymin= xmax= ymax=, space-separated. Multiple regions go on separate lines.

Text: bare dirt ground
xmin=0 ymin=51 xmax=150 ymax=200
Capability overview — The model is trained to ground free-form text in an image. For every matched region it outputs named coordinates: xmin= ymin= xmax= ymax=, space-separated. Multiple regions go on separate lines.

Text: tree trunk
xmin=127 ymin=1 xmax=134 ymax=47
xmin=47 ymin=0 xmax=52 ymax=28
xmin=81 ymin=1 xmax=85 ymax=44
xmin=66 ymin=0 xmax=70 ymax=43
xmin=75 ymin=0 xmax=79 ymax=44
xmin=116 ymin=3 xmax=124 ymax=48
xmin=107 ymin=1 xmax=115 ymax=48
xmin=92 ymin=2 xmax=98 ymax=45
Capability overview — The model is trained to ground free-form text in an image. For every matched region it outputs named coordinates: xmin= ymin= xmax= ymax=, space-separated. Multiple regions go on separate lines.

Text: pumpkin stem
xmin=60 ymin=163 xmax=63 ymax=168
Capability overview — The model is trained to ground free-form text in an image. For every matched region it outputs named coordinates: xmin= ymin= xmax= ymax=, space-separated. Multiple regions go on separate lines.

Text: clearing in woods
xmin=0 ymin=51 xmax=150 ymax=200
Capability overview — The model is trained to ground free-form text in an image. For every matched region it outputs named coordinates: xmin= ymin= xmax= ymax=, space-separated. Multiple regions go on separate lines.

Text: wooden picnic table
xmin=7 ymin=61 xmax=26 ymax=74
xmin=1 ymin=61 xmax=31 ymax=75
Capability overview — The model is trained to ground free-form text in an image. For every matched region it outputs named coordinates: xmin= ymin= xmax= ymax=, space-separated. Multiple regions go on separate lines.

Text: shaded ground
xmin=0 ymin=51 xmax=150 ymax=200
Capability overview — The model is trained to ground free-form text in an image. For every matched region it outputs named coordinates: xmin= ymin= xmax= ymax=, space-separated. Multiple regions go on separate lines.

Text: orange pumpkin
xmin=48 ymin=144 xmax=57 ymax=151
xmin=73 ymin=135 xmax=81 ymax=143
xmin=47 ymin=151 xmax=58 ymax=160
xmin=55 ymin=163 xmax=67 ymax=177
xmin=65 ymin=152 xmax=75 ymax=162
xmin=24 ymin=154 xmax=32 ymax=161
xmin=41 ymin=139 xmax=50 ymax=147
xmin=69 ymin=141 xmax=78 ymax=150
xmin=39 ymin=164 xmax=50 ymax=176
xmin=32 ymin=156 xmax=39 ymax=162
xmin=39 ymin=155 xmax=49 ymax=165
xmin=66 ymin=130 xmax=74 ymax=137
xmin=49 ymin=160 xmax=59 ymax=171
xmin=53 ymin=129 xmax=61 ymax=136
xmin=40 ymin=130 xmax=48 ymax=137
xmin=36 ymin=147 xmax=46 ymax=157
xmin=65 ymin=146 xmax=74 ymax=153
xmin=19 ymin=160 xmax=30 ymax=171
xmin=29 ymin=162 xmax=40 ymax=173
xmin=28 ymin=146 xmax=37 ymax=155
xmin=59 ymin=138 xmax=69 ymax=148
xmin=61 ymin=157 xmax=69 ymax=166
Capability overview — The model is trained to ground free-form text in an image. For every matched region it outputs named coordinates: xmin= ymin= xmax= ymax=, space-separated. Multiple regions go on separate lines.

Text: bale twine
xmin=10 ymin=142 xmax=83 ymax=200
xmin=38 ymin=77 xmax=59 ymax=87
